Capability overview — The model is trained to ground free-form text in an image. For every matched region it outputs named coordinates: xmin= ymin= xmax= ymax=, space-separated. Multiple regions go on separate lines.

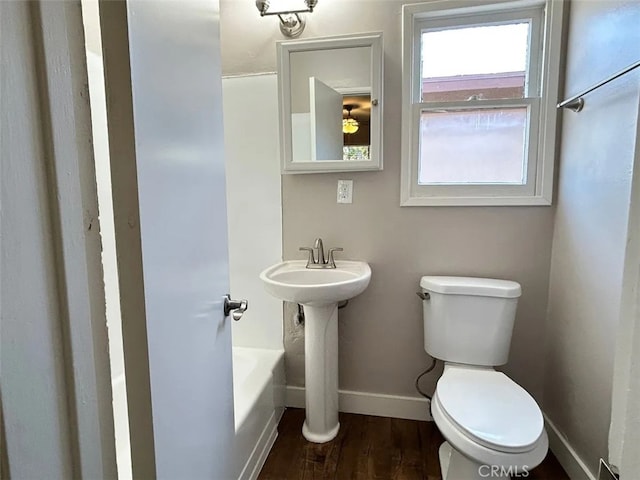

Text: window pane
xmin=419 ymin=107 xmax=527 ymax=185
xmin=343 ymin=145 xmax=370 ymax=161
xmin=421 ymin=23 xmax=530 ymax=102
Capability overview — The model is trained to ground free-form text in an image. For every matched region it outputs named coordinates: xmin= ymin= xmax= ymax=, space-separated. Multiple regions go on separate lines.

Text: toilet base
xmin=439 ymin=442 xmax=511 ymax=480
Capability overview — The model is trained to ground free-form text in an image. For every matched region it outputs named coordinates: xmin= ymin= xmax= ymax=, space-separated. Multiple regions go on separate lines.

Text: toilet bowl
xmin=431 ymin=364 xmax=548 ymax=479
xmin=419 ymin=276 xmax=548 ymax=479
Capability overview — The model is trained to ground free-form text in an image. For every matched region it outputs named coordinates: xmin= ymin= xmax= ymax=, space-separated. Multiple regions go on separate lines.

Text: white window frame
xmin=400 ymin=0 xmax=564 ymax=206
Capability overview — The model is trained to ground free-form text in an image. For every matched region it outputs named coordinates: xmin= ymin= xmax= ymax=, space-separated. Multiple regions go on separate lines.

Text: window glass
xmin=421 ymin=23 xmax=530 ymax=102
xmin=343 ymin=145 xmax=370 ymax=161
xmin=418 ymin=107 xmax=528 ymax=185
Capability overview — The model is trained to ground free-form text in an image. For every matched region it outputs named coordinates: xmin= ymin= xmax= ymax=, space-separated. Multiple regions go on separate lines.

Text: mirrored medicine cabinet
xmin=277 ymin=32 xmax=384 ymax=174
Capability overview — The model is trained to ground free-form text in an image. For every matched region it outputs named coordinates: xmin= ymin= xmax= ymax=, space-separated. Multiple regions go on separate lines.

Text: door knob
xmin=223 ymin=294 xmax=248 ymax=321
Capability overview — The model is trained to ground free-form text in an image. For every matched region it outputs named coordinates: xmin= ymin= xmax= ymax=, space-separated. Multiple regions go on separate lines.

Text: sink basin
xmin=260 ymin=259 xmax=372 ymax=443
xmin=260 ymin=260 xmax=371 ymax=305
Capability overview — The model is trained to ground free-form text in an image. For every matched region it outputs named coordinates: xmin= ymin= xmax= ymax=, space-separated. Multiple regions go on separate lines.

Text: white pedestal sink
xmin=260 ymin=260 xmax=371 ymax=443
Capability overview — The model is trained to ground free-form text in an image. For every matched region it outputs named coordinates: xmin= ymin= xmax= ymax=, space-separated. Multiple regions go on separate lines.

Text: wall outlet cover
xmin=337 ymin=179 xmax=353 ymax=204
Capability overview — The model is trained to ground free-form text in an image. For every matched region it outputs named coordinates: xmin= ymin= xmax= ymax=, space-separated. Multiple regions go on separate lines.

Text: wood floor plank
xmin=528 ymin=451 xmax=570 ymax=480
xmin=258 ymin=408 xmax=569 ymax=480
xmin=390 ymin=418 xmax=424 ymax=480
xmin=367 ymin=416 xmax=393 ymax=479
xmin=418 ymin=419 xmax=445 ymax=480
xmin=334 ymin=411 xmax=365 ymax=479
xmin=258 ymin=408 xmax=306 ymax=480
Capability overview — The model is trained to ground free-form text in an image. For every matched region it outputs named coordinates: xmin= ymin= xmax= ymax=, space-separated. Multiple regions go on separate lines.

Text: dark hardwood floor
xmin=258 ymin=408 xmax=568 ymax=480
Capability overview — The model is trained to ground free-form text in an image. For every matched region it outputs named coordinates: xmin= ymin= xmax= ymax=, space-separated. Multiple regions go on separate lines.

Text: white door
xmin=103 ymin=1 xmax=239 ymax=478
xmin=309 ymin=77 xmax=344 ymax=161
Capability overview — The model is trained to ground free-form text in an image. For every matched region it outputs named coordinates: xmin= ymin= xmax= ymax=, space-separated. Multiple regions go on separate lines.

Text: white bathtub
xmin=231 ymin=347 xmax=285 ymax=480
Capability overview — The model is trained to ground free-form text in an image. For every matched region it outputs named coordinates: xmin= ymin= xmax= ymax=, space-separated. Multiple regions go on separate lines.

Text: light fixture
xmin=342 ymin=105 xmax=359 ymax=134
xmin=255 ymin=0 xmax=318 ymax=38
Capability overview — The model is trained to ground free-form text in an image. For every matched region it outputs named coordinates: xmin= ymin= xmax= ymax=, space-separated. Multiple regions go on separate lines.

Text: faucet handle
xmin=327 ymin=247 xmax=343 ymax=268
xmin=299 ymin=247 xmax=315 ymax=267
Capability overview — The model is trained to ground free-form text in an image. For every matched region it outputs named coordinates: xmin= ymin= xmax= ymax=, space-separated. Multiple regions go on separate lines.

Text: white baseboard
xmin=239 ymin=411 xmax=279 ymax=480
xmin=285 ymin=386 xmax=432 ymax=421
xmin=544 ymin=414 xmax=597 ymax=480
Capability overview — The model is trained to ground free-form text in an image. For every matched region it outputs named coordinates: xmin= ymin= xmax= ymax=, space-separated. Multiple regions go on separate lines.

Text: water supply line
xmin=295 ymin=300 xmax=349 ymax=327
xmin=296 ymin=303 xmax=305 ymax=325
xmin=415 ymin=357 xmax=437 ymax=401
xmin=416 ymin=290 xmax=437 ymax=400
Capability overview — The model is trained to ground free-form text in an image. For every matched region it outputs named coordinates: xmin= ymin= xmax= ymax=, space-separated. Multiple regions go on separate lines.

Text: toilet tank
xmin=420 ymin=276 xmax=522 ymax=366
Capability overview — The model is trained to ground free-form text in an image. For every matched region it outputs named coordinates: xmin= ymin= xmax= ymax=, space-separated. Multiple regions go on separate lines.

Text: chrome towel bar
xmin=557 ymin=60 xmax=640 ymax=112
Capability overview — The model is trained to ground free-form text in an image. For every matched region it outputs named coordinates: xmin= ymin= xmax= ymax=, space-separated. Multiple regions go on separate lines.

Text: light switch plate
xmin=337 ymin=180 xmax=353 ymax=204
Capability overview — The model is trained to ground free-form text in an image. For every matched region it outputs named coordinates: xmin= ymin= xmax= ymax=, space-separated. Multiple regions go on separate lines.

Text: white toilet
xmin=420 ymin=276 xmax=548 ymax=480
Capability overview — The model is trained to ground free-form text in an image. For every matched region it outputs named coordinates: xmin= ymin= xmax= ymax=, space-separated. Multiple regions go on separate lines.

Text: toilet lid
xmin=436 ymin=367 xmax=544 ymax=453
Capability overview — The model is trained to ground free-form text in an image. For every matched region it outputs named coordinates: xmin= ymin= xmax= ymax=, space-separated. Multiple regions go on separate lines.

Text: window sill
xmin=400 ymin=194 xmax=553 ymax=207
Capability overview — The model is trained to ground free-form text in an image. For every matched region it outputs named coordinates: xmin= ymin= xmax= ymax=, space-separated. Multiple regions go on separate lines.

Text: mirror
xmin=277 ymin=33 xmax=383 ymax=173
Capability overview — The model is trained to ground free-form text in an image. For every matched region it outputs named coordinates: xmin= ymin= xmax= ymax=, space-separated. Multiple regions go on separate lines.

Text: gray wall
xmin=542 ymin=0 xmax=640 ymax=476
xmin=221 ymin=0 xmax=555 ymax=401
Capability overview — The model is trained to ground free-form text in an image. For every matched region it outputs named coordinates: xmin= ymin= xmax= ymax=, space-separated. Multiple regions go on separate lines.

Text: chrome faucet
xmin=314 ymin=238 xmax=326 ymax=265
xmin=299 ymin=238 xmax=343 ymax=269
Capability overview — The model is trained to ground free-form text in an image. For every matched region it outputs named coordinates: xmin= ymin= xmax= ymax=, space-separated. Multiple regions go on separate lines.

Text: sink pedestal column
xmin=302 ymin=303 xmax=339 ymax=443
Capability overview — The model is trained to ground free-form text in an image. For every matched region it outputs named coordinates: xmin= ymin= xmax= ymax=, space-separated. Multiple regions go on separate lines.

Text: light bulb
xmin=343 ymin=118 xmax=359 ymax=134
